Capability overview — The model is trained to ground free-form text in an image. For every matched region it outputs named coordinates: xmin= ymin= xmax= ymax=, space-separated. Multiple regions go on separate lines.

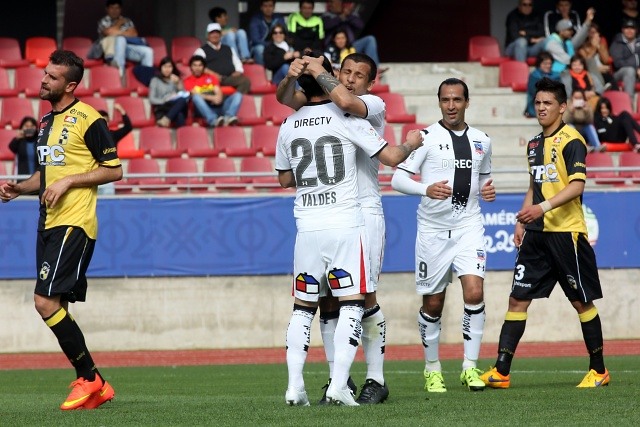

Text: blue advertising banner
xmin=1 ymin=191 xmax=638 ymax=279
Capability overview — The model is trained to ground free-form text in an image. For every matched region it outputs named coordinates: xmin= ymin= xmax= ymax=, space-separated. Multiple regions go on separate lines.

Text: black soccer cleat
xmin=318 ymin=376 xmax=357 ymax=405
xmin=356 ymin=379 xmax=389 ymax=404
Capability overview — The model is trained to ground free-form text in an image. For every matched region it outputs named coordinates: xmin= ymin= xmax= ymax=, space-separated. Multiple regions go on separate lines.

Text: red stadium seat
xmin=202 ymin=156 xmax=241 ymax=190
xmin=586 ymin=152 xmax=625 ymax=185
xmin=468 ymin=35 xmax=508 ymax=66
xmin=237 ymin=95 xmax=267 ymax=126
xmin=0 ymin=67 xmax=19 ymax=97
xmin=601 ymin=90 xmax=638 ymax=120
xmin=240 ymin=156 xmax=278 ymax=189
xmin=138 ymin=126 xmax=181 ymax=158
xmin=601 ymin=142 xmax=632 ymax=152
xmin=213 ymin=126 xmax=256 ymax=157
xmin=126 ymin=157 xmax=169 ymax=191
xmin=499 ymin=60 xmax=528 ymax=92
xmin=125 ymin=66 xmax=149 ymax=96
xmin=62 ymin=37 xmax=102 ymax=67
xmin=113 ymin=96 xmax=156 ymax=128
xmin=115 ymin=132 xmax=144 ymax=159
xmin=25 ymin=37 xmax=57 ymax=68
xmin=0 ymin=128 xmax=17 ymax=160
xmin=401 ymin=122 xmax=428 ymax=138
xmin=618 ymin=151 xmax=640 ymax=183
xmin=176 ymin=126 xmax=217 ymax=157
xmin=15 ymin=67 xmax=45 ymax=97
xmin=250 ymin=124 xmax=280 ymax=156
xmin=243 ymin=63 xmax=277 ymax=94
xmin=171 ymin=36 xmax=201 ymax=64
xmin=38 ymin=99 xmax=51 ymax=119
xmin=260 ymin=93 xmax=294 ymax=125
xmin=378 ymin=92 xmax=416 ymax=123
xmin=165 ymin=157 xmax=201 ymax=191
xmin=0 ymin=37 xmax=30 ymax=68
xmin=79 ymin=96 xmax=108 ymax=114
xmin=145 ymin=36 xmax=168 ymax=67
xmin=0 ymin=98 xmax=35 ymax=128
xmin=383 ymin=125 xmax=397 ymax=145
xmin=76 ymin=66 xmax=130 ymax=97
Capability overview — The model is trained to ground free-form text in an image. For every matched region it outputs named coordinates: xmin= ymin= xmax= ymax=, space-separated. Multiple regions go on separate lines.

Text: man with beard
xmin=0 ymin=50 xmax=122 ymax=410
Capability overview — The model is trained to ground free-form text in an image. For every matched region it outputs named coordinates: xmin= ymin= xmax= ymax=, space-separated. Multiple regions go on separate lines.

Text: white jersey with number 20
xmin=275 ymin=100 xmax=387 ymax=232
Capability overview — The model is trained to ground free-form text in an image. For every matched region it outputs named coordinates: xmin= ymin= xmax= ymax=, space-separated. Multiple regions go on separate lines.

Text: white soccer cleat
xmin=326 ymin=384 xmax=359 ymax=406
xmin=285 ymin=387 xmax=310 ymax=406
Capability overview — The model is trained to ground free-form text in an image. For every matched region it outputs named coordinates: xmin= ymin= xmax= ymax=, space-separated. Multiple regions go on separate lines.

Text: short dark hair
xmin=106 ymin=0 xmax=122 ymax=7
xmin=535 ymin=51 xmax=553 ymax=67
xmin=535 ymin=77 xmax=567 ymax=104
xmin=298 ymin=50 xmax=333 ymax=98
xmin=49 ymin=49 xmax=84 ymax=85
xmin=19 ymin=116 xmax=38 ymax=129
xmin=341 ymin=53 xmax=377 ymax=83
xmin=437 ymin=78 xmax=469 ymax=101
xmin=299 ymin=0 xmax=314 ymax=7
xmin=189 ymin=55 xmax=206 ymax=66
xmin=208 ymin=7 xmax=226 ymax=21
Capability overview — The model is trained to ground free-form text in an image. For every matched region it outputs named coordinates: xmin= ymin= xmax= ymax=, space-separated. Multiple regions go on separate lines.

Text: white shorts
xmin=292 ymin=226 xmax=371 ymax=302
xmin=363 ymin=209 xmax=385 ymax=291
xmin=415 ymin=222 xmax=486 ymax=295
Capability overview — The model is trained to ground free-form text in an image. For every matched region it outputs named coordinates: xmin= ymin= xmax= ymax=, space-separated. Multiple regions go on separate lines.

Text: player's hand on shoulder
xmin=405 ymin=129 xmax=424 ymax=150
xmin=426 ymin=180 xmax=452 ymax=200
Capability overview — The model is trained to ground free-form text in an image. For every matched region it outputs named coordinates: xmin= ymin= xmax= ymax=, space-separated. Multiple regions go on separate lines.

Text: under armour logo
xmin=439 ymin=144 xmax=450 ymax=150
xmin=477 ymin=263 xmax=485 ymax=271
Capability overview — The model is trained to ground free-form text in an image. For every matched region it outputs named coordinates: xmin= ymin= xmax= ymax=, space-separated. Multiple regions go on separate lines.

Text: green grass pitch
xmin=0 ymin=356 xmax=637 ymax=426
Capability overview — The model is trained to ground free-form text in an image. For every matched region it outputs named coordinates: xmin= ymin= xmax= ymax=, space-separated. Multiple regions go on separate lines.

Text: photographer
xmin=8 ymin=116 xmax=39 ymax=181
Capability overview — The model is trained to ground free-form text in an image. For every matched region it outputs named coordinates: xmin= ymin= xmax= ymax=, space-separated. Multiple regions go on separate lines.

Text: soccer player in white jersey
xmin=276 ymin=54 xmax=423 ymax=406
xmin=391 ymin=78 xmax=496 ymax=393
xmin=277 ymin=52 xmax=401 ymax=404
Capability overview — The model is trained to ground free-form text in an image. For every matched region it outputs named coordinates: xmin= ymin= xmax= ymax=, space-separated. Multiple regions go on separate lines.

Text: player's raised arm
xmin=377 ymin=129 xmax=423 ymax=167
xmin=276 ymin=58 xmax=309 ymax=111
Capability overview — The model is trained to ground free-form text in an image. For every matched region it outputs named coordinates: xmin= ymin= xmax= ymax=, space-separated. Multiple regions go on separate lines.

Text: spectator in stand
xmin=561 ymin=55 xmax=603 ymax=108
xmin=578 ymin=23 xmax=614 ymax=88
xmin=525 ymin=52 xmax=561 ymax=117
xmin=543 ymin=0 xmax=582 ymax=37
xmin=249 ymin=0 xmax=286 ymax=65
xmin=97 ymin=0 xmax=153 ymax=76
xmin=8 ymin=116 xmax=39 ymax=180
xmin=543 ymin=8 xmax=594 ymax=74
xmin=194 ymin=23 xmax=252 ymax=94
xmin=563 ymin=89 xmax=603 ymax=151
xmin=183 ymin=55 xmax=242 ymax=127
xmin=148 ymin=57 xmax=188 ymax=128
xmin=264 ymin=24 xmax=301 ymax=85
xmin=620 ymin=0 xmax=640 ymax=31
xmin=97 ymin=103 xmax=132 ymax=195
xmin=594 ymin=96 xmax=640 ymax=151
xmin=504 ymin=0 xmax=546 ymax=62
xmin=322 ymin=0 xmax=384 ymax=70
xmin=98 ymin=103 xmax=132 ymax=145
xmin=287 ymin=0 xmax=324 ymax=52
xmin=209 ymin=6 xmax=253 ymax=64
xmin=325 ymin=30 xmax=355 ymax=73
xmin=609 ymin=19 xmax=640 ymax=102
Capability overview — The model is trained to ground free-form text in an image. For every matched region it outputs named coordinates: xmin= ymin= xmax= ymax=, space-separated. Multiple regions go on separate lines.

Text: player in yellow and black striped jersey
xmin=480 ymin=78 xmax=609 ymax=389
xmin=0 ymin=50 xmax=122 ymax=409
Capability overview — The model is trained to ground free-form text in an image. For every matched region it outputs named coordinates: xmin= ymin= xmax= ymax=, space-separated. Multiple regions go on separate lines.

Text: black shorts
xmin=510 ymin=229 xmax=602 ymax=303
xmin=35 ymin=226 xmax=95 ymax=303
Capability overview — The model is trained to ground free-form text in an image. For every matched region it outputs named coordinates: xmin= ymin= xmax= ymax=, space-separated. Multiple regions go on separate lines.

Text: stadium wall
xmin=0 ymin=270 xmax=638 ymax=354
xmin=1 ymin=192 xmax=639 ymax=353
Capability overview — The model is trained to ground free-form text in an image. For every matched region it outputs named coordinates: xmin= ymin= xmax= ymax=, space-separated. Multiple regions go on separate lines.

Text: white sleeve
xmin=479 ymin=139 xmax=492 ymax=187
xmin=391 ymin=168 xmax=427 ymax=196
xmin=346 ymin=117 xmax=386 ymax=157
xmin=231 ymin=48 xmax=244 ymax=73
xmin=274 ymin=130 xmax=291 ymax=171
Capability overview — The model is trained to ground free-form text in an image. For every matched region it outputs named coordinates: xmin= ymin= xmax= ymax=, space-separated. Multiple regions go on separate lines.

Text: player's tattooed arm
xmin=316 ymin=72 xmax=340 ymax=95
